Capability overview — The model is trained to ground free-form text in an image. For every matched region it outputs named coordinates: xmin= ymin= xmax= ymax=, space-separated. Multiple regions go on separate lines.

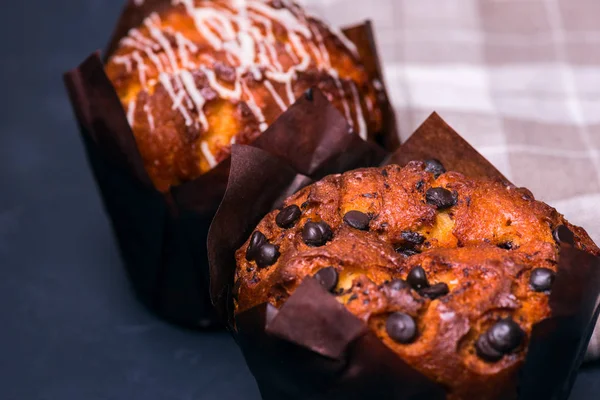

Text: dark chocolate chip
xmin=302 ymin=221 xmax=333 ymax=246
xmin=343 ymin=210 xmax=370 ymax=231
xmin=419 ymin=282 xmax=449 ymax=299
xmin=475 ymin=333 xmax=504 ymax=362
xmin=487 ymin=319 xmax=525 ymax=353
xmin=407 ymin=266 xmax=429 ymax=290
xmin=553 ymin=225 xmax=575 ymax=245
xmin=530 ymin=268 xmax=555 ymax=292
xmin=348 ymin=294 xmax=358 ymax=302
xmin=387 ymin=279 xmax=410 ymax=291
xmin=401 ymin=231 xmax=425 ymax=245
xmin=386 ymin=312 xmax=417 ymax=344
xmin=276 ymin=205 xmax=301 ymax=229
xmin=497 ymin=241 xmax=513 ymax=250
xmin=246 ymin=231 xmax=267 ymax=261
xmin=426 ymin=187 xmax=458 ymax=209
xmin=255 ymin=243 xmax=280 ymax=269
xmin=416 ymin=180 xmax=425 ymax=191
xmin=381 ymin=169 xmax=388 ymax=177
xmin=397 ymin=248 xmax=420 ymax=257
xmin=424 ymin=159 xmax=446 ymax=178
xmin=304 ymin=87 xmax=313 ymax=101
xmin=314 ymin=267 xmax=338 ymax=292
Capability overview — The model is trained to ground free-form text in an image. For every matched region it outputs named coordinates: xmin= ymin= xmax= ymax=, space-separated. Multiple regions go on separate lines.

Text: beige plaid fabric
xmin=300 ymin=0 xmax=600 ymax=360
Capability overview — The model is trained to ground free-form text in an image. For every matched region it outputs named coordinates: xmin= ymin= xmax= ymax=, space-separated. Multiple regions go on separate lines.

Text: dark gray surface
xmin=0 ymin=1 xmax=598 ymax=399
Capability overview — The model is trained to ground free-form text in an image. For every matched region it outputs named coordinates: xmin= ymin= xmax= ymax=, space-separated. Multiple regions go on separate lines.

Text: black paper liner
xmin=207 ymin=112 xmax=600 ymax=399
xmin=63 ymin=0 xmax=396 ymax=327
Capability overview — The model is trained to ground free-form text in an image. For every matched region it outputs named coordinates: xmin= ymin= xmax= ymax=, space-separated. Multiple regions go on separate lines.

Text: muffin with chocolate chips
xmin=233 ymin=160 xmax=599 ymax=400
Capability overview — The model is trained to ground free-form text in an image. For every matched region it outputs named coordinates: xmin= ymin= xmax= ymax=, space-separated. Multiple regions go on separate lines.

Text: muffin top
xmin=105 ymin=0 xmax=383 ymax=191
xmin=233 ymin=160 xmax=599 ymax=400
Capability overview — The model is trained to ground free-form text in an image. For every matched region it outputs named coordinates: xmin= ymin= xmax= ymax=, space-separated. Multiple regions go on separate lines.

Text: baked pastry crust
xmin=234 ymin=161 xmax=599 ymax=400
xmin=105 ymin=0 xmax=383 ymax=191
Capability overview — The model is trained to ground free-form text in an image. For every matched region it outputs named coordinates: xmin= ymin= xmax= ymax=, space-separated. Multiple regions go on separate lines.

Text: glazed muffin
xmin=105 ymin=0 xmax=384 ymax=191
xmin=233 ymin=160 xmax=600 ymax=400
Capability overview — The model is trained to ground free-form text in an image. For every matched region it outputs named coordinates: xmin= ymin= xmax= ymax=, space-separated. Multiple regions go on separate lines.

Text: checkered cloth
xmin=300 ymin=0 xmax=600 ymax=360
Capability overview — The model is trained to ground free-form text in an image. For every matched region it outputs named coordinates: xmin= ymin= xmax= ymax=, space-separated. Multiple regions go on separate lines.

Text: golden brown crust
xmin=234 ymin=161 xmax=599 ymax=400
xmin=105 ymin=0 xmax=383 ymax=191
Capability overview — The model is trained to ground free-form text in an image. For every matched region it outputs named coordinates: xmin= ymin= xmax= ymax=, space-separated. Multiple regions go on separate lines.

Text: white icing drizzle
xmin=131 ymin=28 xmax=160 ymax=50
xmin=243 ymin=80 xmax=268 ymax=131
xmin=373 ymin=78 xmax=383 ymax=91
xmin=199 ymin=66 xmax=242 ymax=99
xmin=127 ymin=99 xmax=136 ymax=126
xmin=201 ymin=141 xmax=218 ymax=167
xmin=131 ymin=51 xmax=147 ymax=87
xmin=309 ymin=23 xmax=330 ymax=67
xmin=180 ymin=70 xmax=209 ymax=130
xmin=246 ymin=1 xmax=312 ymax=38
xmin=329 ymin=26 xmax=359 ymax=58
xmin=349 ymin=81 xmax=367 ymax=140
xmin=144 ymin=103 xmax=155 ymax=131
xmin=284 ymin=42 xmax=299 ymax=63
xmin=115 ymin=0 xmax=366 ymax=167
xmin=121 ymin=37 xmax=148 ymax=52
xmin=365 ymin=95 xmax=373 ymax=113
xmin=113 ymin=55 xmax=133 ymax=73
xmin=159 ymin=72 xmax=193 ymax=126
xmin=334 ymin=78 xmax=352 ymax=127
xmin=264 ymin=80 xmax=287 ymax=111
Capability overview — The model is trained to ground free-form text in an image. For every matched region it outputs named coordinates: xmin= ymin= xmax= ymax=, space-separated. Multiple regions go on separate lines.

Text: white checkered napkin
xmin=300 ymin=0 xmax=600 ymax=360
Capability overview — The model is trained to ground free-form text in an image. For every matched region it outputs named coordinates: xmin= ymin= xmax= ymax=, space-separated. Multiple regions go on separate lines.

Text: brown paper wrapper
xmin=63 ymin=0 xmax=397 ymax=327
xmin=207 ymin=113 xmax=600 ymax=399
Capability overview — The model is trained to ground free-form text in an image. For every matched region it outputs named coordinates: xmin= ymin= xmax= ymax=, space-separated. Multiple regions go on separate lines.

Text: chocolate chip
xmin=487 ymin=319 xmax=525 ymax=354
xmin=200 ymin=87 xmax=218 ymax=101
xmin=246 ymin=231 xmax=267 ymax=261
xmin=530 ymin=268 xmax=555 ymax=292
xmin=302 ymin=221 xmax=333 ymax=246
xmin=214 ymin=61 xmax=236 ymax=83
xmin=416 ymin=180 xmax=425 ymax=191
xmin=419 ymin=282 xmax=449 ymax=299
xmin=343 ymin=211 xmax=370 ymax=231
xmin=553 ymin=225 xmax=575 ymax=245
xmin=386 ymin=312 xmax=418 ymax=344
xmin=475 ymin=334 xmax=504 ymax=362
xmin=407 ymin=266 xmax=429 ymax=290
xmin=276 ymin=205 xmax=301 ymax=229
xmin=314 ymin=267 xmax=338 ymax=292
xmin=304 ymin=87 xmax=313 ymax=101
xmin=424 ymin=159 xmax=446 ymax=178
xmin=426 ymin=187 xmax=457 ymax=209
xmin=497 ymin=241 xmax=513 ymax=250
xmin=255 ymin=243 xmax=280 ymax=269
xmin=387 ymin=279 xmax=410 ymax=291
xmin=401 ymin=231 xmax=425 ymax=246
xmin=381 ymin=169 xmax=388 ymax=177
xmin=397 ymin=248 xmax=420 ymax=257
